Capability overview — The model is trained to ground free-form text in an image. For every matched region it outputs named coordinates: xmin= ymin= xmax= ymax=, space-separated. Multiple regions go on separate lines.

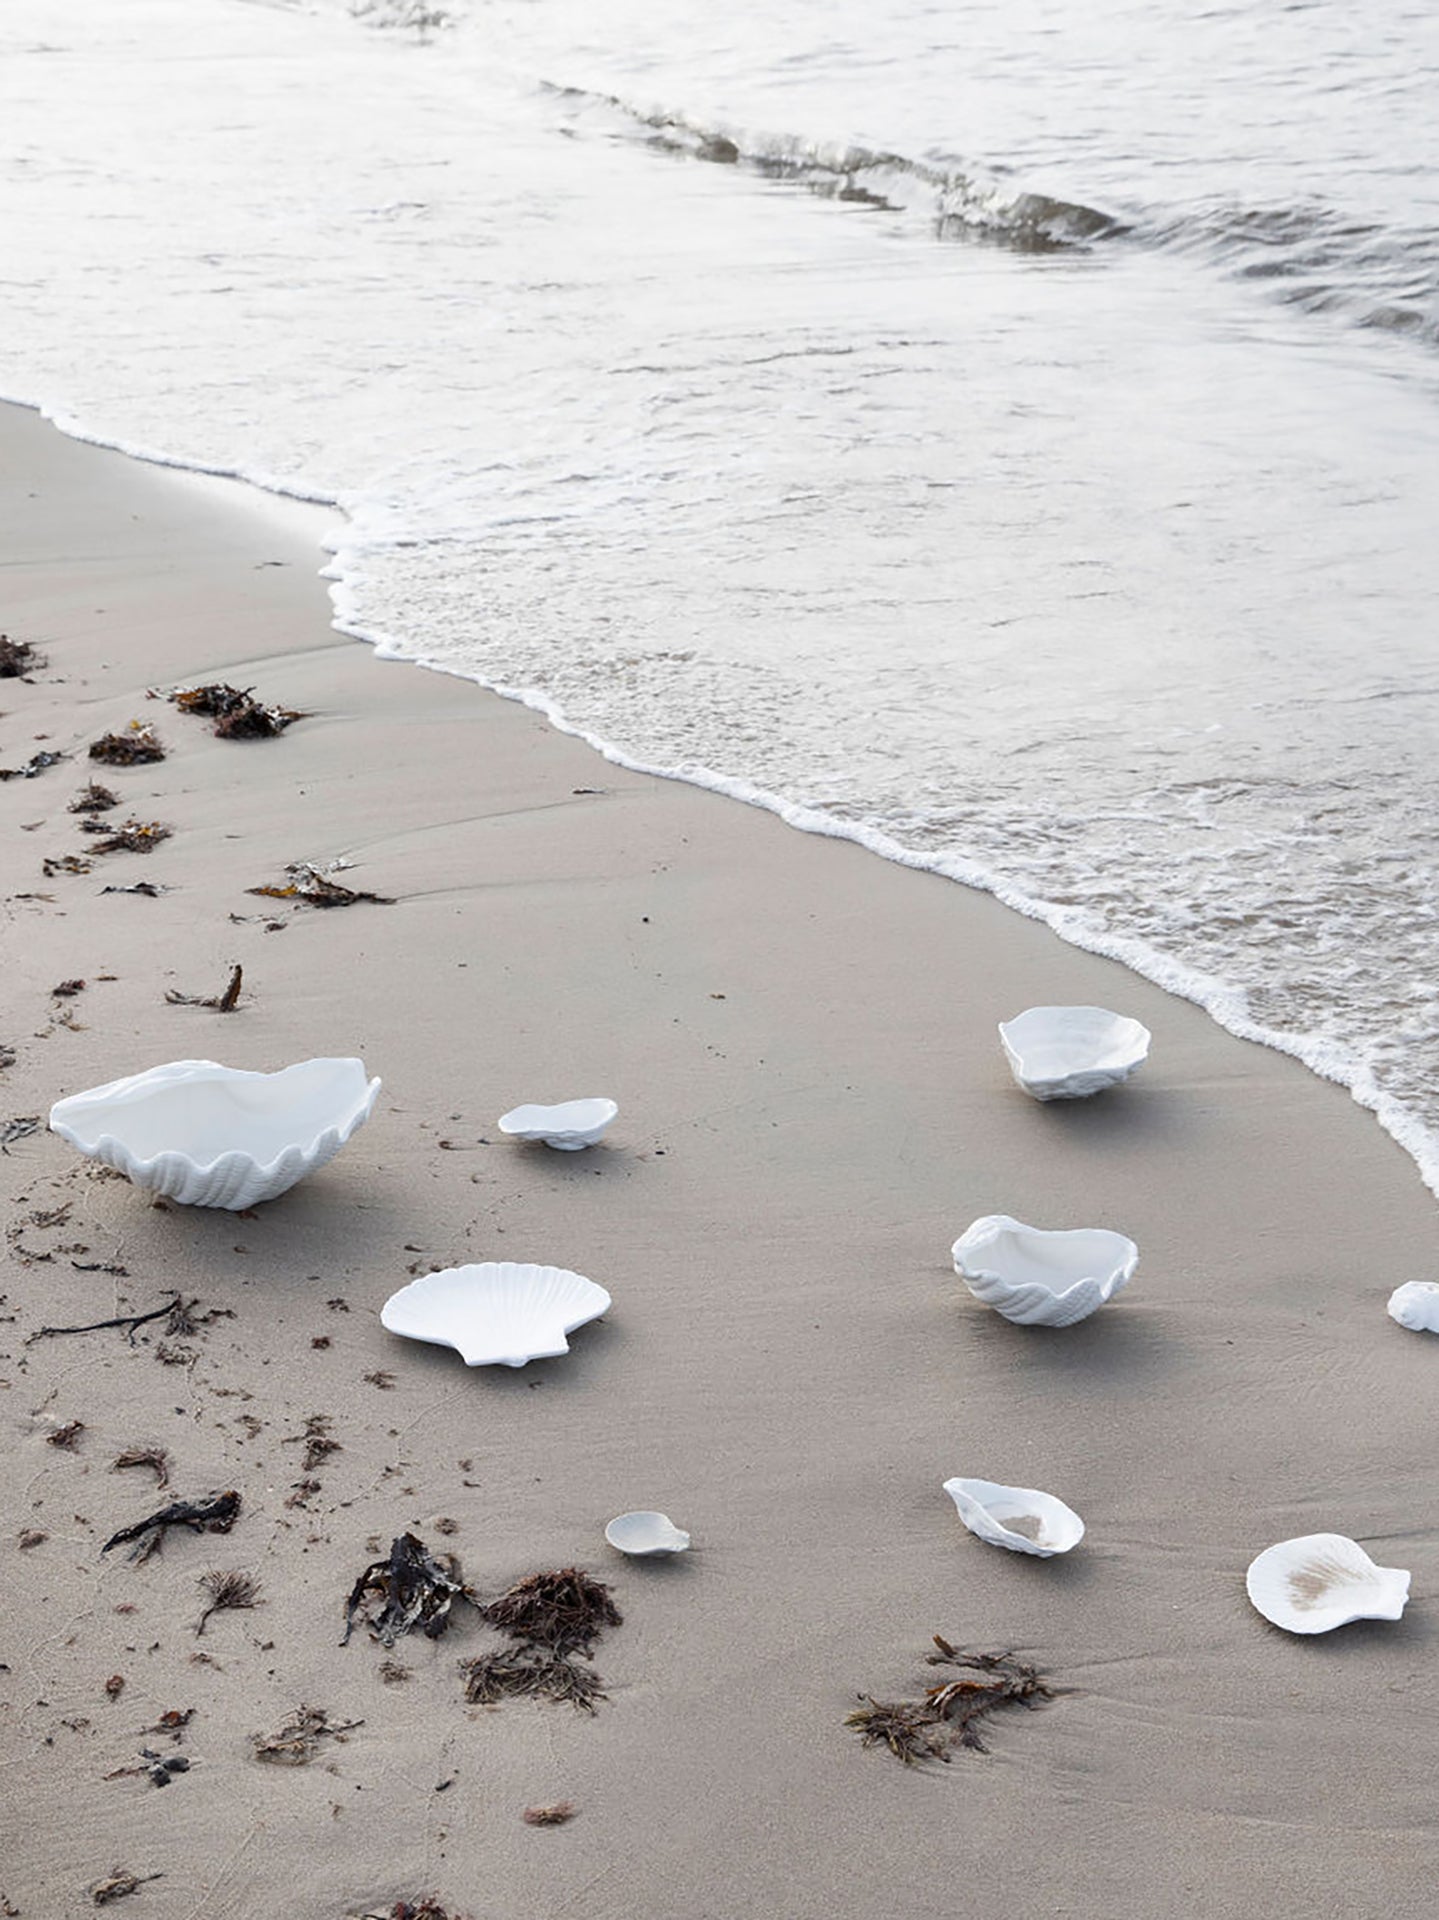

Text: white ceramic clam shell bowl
xmin=380 ymin=1261 xmax=611 ymax=1368
xmin=604 ymin=1511 xmax=691 ymax=1557
xmin=998 ymin=1005 xmax=1151 ymax=1101
xmin=498 ymin=1099 xmax=618 ymax=1150
xmin=48 ymin=1057 xmax=381 ymax=1209
xmin=953 ymin=1214 xmax=1138 ymax=1328
xmin=1387 ymin=1282 xmax=1439 ymax=1333
xmin=1245 ymin=1533 xmax=1410 ymax=1635
xmin=942 ymin=1477 xmax=1084 ymax=1557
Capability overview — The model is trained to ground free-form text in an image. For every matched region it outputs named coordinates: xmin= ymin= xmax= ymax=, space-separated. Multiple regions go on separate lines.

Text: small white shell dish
xmin=604 ymin=1511 xmax=691 ymax=1557
xmin=998 ymin=1005 xmax=1151 ymax=1102
xmin=1387 ymin=1282 xmax=1439 ymax=1333
xmin=952 ymin=1214 xmax=1138 ymax=1328
xmin=497 ymin=1098 xmax=618 ymax=1151
xmin=1245 ymin=1533 xmax=1410 ymax=1636
xmin=942 ymin=1477 xmax=1084 ymax=1557
xmin=48 ymin=1057 xmax=381 ymax=1210
xmin=380 ymin=1261 xmax=611 ymax=1368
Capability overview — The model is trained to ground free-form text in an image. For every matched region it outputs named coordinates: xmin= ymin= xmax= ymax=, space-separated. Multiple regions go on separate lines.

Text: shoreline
xmin=3 ymin=400 xmax=1438 ymax=1918
xmin=11 ymin=387 xmax=1438 ymax=1202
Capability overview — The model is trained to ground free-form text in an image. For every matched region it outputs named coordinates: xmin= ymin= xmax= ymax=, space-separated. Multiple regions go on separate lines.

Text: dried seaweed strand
xmin=28 ymin=1297 xmax=180 ymax=1346
xmin=250 ymin=1703 xmax=362 ymax=1766
xmin=102 ymin=1490 xmax=241 ymax=1565
xmin=165 ymin=965 xmax=242 ymax=1011
xmin=847 ymin=1640 xmax=1059 ymax=1763
xmin=248 ymin=861 xmax=393 ymax=908
xmin=195 ymin=1568 xmax=263 ymax=1635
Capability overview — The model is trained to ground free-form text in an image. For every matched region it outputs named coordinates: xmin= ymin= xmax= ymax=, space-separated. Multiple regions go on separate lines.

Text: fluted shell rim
xmin=48 ymin=1058 xmax=381 ymax=1208
xmin=1245 ymin=1532 xmax=1411 ymax=1634
xmin=952 ymin=1214 xmax=1138 ymax=1326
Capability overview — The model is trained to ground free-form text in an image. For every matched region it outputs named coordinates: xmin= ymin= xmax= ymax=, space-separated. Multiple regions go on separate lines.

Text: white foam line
xmin=10 ymin=387 xmax=1438 ymax=1202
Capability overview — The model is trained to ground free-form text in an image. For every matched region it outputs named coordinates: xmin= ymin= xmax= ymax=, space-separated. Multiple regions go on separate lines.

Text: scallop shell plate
xmin=498 ymin=1099 xmax=618 ymax=1150
xmin=604 ymin=1511 xmax=691 ymax=1557
xmin=943 ymin=1477 xmax=1085 ymax=1557
xmin=952 ymin=1214 xmax=1138 ymax=1327
xmin=48 ymin=1057 xmax=381 ymax=1209
xmin=1387 ymin=1282 xmax=1439 ymax=1333
xmin=1245 ymin=1533 xmax=1410 ymax=1635
xmin=380 ymin=1261 xmax=611 ymax=1368
xmin=998 ymin=1005 xmax=1151 ymax=1101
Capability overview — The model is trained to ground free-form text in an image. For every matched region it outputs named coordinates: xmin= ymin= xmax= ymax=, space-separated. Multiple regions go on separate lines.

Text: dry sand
xmin=2 ymin=400 xmax=1437 ymax=1919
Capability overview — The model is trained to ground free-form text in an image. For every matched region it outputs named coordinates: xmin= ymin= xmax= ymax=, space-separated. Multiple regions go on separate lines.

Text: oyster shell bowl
xmin=48 ymin=1057 xmax=381 ymax=1209
xmin=952 ymin=1214 xmax=1138 ymax=1328
xmin=1245 ymin=1533 xmax=1410 ymax=1635
xmin=380 ymin=1261 xmax=611 ymax=1368
xmin=998 ymin=1005 xmax=1151 ymax=1102
xmin=498 ymin=1099 xmax=618 ymax=1151
xmin=943 ymin=1477 xmax=1084 ymax=1557
xmin=604 ymin=1511 xmax=691 ymax=1557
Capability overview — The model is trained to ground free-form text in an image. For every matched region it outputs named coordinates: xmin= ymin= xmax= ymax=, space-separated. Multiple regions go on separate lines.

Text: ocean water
xmin=4 ymin=0 xmax=1439 ymax=1181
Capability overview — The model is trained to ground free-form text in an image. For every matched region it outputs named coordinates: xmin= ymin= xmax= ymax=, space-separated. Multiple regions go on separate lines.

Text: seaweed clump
xmin=89 ymin=723 xmax=165 ymax=766
xmin=87 ymin=818 xmax=172 ymax=855
xmin=847 ymin=1638 xmax=1059 ymax=1764
xmin=482 ymin=1567 xmax=620 ymax=1654
xmin=249 ymin=861 xmax=393 ymax=908
xmin=460 ymin=1567 xmax=622 ymax=1715
xmin=460 ymin=1645 xmax=607 ymax=1714
xmin=71 ymin=780 xmax=120 ymax=813
xmin=0 ymin=748 xmax=64 ymax=782
xmin=169 ymin=683 xmax=307 ymax=739
xmin=0 ymin=633 xmax=42 ymax=676
xmin=342 ymin=1532 xmax=475 ymax=1647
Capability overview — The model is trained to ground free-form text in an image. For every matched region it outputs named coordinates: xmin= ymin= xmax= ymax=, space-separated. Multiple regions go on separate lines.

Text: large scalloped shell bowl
xmin=49 ymin=1058 xmax=381 ymax=1209
xmin=953 ymin=1214 xmax=1138 ymax=1327
xmin=943 ymin=1477 xmax=1084 ymax=1557
xmin=1246 ymin=1533 xmax=1410 ymax=1635
xmin=380 ymin=1261 xmax=612 ymax=1368
xmin=999 ymin=1005 xmax=1150 ymax=1101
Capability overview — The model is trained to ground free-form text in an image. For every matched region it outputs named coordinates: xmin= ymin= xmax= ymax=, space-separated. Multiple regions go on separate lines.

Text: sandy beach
xmin=3 ymin=399 xmax=1438 ymax=1918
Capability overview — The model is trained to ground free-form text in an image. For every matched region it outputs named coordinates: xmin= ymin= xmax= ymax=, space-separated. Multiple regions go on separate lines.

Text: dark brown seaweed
xmin=88 ymin=724 xmax=165 ymax=766
xmin=341 ymin=1532 xmax=475 ymax=1647
xmin=101 ymin=1490 xmax=241 ymax=1565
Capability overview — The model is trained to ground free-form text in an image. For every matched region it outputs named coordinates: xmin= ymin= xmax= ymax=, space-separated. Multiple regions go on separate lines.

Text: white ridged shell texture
xmin=952 ymin=1215 xmax=1138 ymax=1327
xmin=380 ymin=1261 xmax=611 ymax=1367
xmin=48 ymin=1058 xmax=380 ymax=1209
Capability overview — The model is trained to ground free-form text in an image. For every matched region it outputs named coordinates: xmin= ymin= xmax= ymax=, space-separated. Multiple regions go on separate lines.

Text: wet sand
xmin=2 ymin=401 xmax=1437 ymax=1919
